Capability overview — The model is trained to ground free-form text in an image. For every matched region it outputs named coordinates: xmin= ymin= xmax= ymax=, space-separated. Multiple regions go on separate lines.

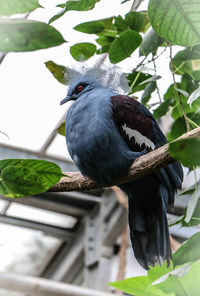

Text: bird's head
xmin=60 ymin=65 xmax=130 ymax=106
xmin=60 ymin=78 xmax=99 ymax=105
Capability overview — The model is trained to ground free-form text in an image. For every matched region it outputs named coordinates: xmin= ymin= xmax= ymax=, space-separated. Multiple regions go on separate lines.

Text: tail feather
xmin=165 ymin=162 xmax=183 ymax=190
xmin=119 ymin=162 xmax=183 ymax=270
xmin=128 ymin=196 xmax=171 ymax=270
xmin=122 ymin=180 xmax=172 ymax=270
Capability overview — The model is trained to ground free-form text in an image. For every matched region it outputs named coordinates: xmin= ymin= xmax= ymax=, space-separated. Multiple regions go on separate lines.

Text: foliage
xmin=0 ymin=0 xmax=41 ymax=16
xmin=169 ymin=138 xmax=200 ymax=167
xmin=70 ymin=42 xmax=97 ymax=61
xmin=0 ymin=19 xmax=65 ymax=52
xmin=110 ymin=233 xmax=200 ymax=295
xmin=2 ymin=0 xmax=200 ymax=294
xmin=49 ymin=0 xmax=101 ymax=24
xmin=0 ymin=159 xmax=64 ymax=198
xmin=148 ymin=0 xmax=200 ymax=47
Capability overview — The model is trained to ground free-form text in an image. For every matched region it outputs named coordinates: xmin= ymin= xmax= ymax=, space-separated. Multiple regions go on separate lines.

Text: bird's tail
xmin=121 ymin=183 xmax=171 ymax=270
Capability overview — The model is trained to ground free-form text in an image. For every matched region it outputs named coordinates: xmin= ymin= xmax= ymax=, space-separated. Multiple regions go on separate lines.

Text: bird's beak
xmin=60 ymin=96 xmax=71 ymax=106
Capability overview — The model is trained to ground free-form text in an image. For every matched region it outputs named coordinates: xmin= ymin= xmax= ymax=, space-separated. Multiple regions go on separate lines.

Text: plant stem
xmin=169 ymin=46 xmax=191 ymax=132
xmin=131 ymin=0 xmax=144 ymax=11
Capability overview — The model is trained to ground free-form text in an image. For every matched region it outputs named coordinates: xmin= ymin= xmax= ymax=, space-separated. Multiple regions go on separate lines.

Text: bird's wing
xmin=111 ymin=94 xmax=183 ymax=196
xmin=110 ymin=95 xmax=167 ymax=152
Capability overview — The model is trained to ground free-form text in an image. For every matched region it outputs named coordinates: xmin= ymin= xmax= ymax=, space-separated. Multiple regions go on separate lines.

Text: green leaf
xmin=74 ymin=20 xmax=105 ymax=34
xmin=185 ymin=185 xmax=200 ymax=223
xmin=96 ymin=34 xmax=114 ymax=53
xmin=114 ymin=16 xmax=128 ymax=33
xmin=65 ymin=0 xmax=100 ymax=11
xmin=110 ymin=276 xmax=173 ymax=296
xmin=173 ymin=232 xmax=200 ymax=266
xmin=139 ymin=28 xmax=164 ymax=56
xmin=173 ymin=49 xmax=200 ymax=79
xmin=96 ymin=44 xmax=111 ymax=54
xmin=109 ymin=30 xmax=142 ymax=64
xmin=141 ymin=81 xmax=156 ymax=105
xmin=0 ymin=159 xmax=63 ymax=198
xmin=188 ymin=85 xmax=200 ymax=106
xmin=0 ymin=19 xmax=65 ymax=52
xmin=49 ymin=8 xmax=66 ymax=24
xmin=70 ymin=42 xmax=96 ymax=61
xmin=56 ymin=4 xmax=65 ymax=8
xmin=171 ymin=95 xmax=200 ymax=120
xmin=178 ymin=187 xmax=195 ymax=196
xmin=181 ymin=74 xmax=200 ymax=94
xmin=96 ymin=35 xmax=114 ymax=46
xmin=74 ymin=18 xmax=113 ymax=34
xmin=174 ymin=45 xmax=200 ymax=62
xmin=139 ymin=75 xmax=161 ymax=85
xmin=169 ymin=215 xmax=184 ymax=227
xmin=125 ymin=11 xmax=145 ymax=32
xmin=164 ymin=84 xmax=176 ymax=101
xmin=148 ymin=262 xmax=174 ymax=283
xmin=178 ymin=199 xmax=200 ymax=227
xmin=153 ymin=98 xmax=172 ymax=120
xmin=0 ymin=0 xmax=41 ymax=16
xmin=57 ymin=122 xmax=65 ymax=136
xmin=45 ymin=61 xmax=74 ymax=85
xmin=169 ymin=138 xmax=200 ymax=167
xmin=167 ymin=113 xmax=200 ymax=141
xmin=175 ymin=88 xmax=189 ymax=99
xmin=49 ymin=0 xmax=100 ymax=23
xmin=148 ymin=0 xmax=200 ymax=46
xmin=167 ymin=117 xmax=187 ymax=140
xmin=127 ymin=71 xmax=153 ymax=92
xmin=155 ymin=262 xmax=200 ymax=296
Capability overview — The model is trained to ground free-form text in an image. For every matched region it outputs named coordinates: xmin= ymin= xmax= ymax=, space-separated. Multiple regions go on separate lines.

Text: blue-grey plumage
xmin=61 ymin=73 xmax=183 ymax=270
xmin=63 ymin=81 xmax=146 ymax=184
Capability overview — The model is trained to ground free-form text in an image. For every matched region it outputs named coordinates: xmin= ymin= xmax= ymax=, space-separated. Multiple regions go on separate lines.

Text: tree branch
xmin=49 ymin=127 xmax=200 ymax=192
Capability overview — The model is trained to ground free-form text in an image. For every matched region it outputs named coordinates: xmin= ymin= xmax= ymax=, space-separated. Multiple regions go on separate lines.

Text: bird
xmin=60 ymin=69 xmax=183 ymax=270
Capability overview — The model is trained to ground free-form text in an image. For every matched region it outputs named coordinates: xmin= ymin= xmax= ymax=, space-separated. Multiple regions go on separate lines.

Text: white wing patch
xmin=122 ymin=123 xmax=155 ymax=150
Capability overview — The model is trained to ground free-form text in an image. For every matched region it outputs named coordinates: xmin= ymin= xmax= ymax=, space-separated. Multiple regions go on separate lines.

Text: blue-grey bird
xmin=60 ymin=71 xmax=183 ymax=270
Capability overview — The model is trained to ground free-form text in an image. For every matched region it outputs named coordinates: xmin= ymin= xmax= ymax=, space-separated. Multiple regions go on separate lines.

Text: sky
xmin=0 ymin=0 xmax=135 ymax=158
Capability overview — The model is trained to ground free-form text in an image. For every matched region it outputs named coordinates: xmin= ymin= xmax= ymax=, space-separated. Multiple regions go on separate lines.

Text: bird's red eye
xmin=76 ymin=85 xmax=84 ymax=92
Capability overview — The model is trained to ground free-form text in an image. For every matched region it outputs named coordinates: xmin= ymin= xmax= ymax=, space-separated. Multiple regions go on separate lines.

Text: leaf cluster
xmin=0 ymin=159 xmax=64 ymax=198
xmin=110 ymin=232 xmax=200 ymax=295
xmin=69 ymin=11 xmax=146 ymax=63
xmin=0 ymin=0 xmax=65 ymax=52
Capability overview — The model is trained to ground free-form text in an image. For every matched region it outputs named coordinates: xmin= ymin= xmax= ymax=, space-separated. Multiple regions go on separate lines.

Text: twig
xmin=132 ymin=47 xmax=167 ymax=73
xmin=152 ymin=53 xmax=162 ymax=103
xmin=48 ymin=126 xmax=200 ymax=192
xmin=112 ymin=187 xmax=128 ymax=210
xmin=170 ymin=235 xmax=181 ymax=251
xmin=0 ymin=53 xmax=7 ymax=65
xmin=132 ymin=56 xmax=147 ymax=72
xmin=115 ymin=223 xmax=128 ymax=295
xmin=148 ymin=47 xmax=168 ymax=63
xmin=111 ymin=187 xmax=128 ymax=295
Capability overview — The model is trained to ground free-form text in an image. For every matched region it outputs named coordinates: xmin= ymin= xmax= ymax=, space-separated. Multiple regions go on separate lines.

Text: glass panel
xmin=0 ymin=224 xmax=61 ymax=276
xmin=7 ymin=203 xmax=77 ymax=229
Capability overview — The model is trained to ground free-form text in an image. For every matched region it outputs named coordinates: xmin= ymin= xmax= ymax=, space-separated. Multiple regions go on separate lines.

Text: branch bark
xmin=49 ymin=127 xmax=200 ymax=192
